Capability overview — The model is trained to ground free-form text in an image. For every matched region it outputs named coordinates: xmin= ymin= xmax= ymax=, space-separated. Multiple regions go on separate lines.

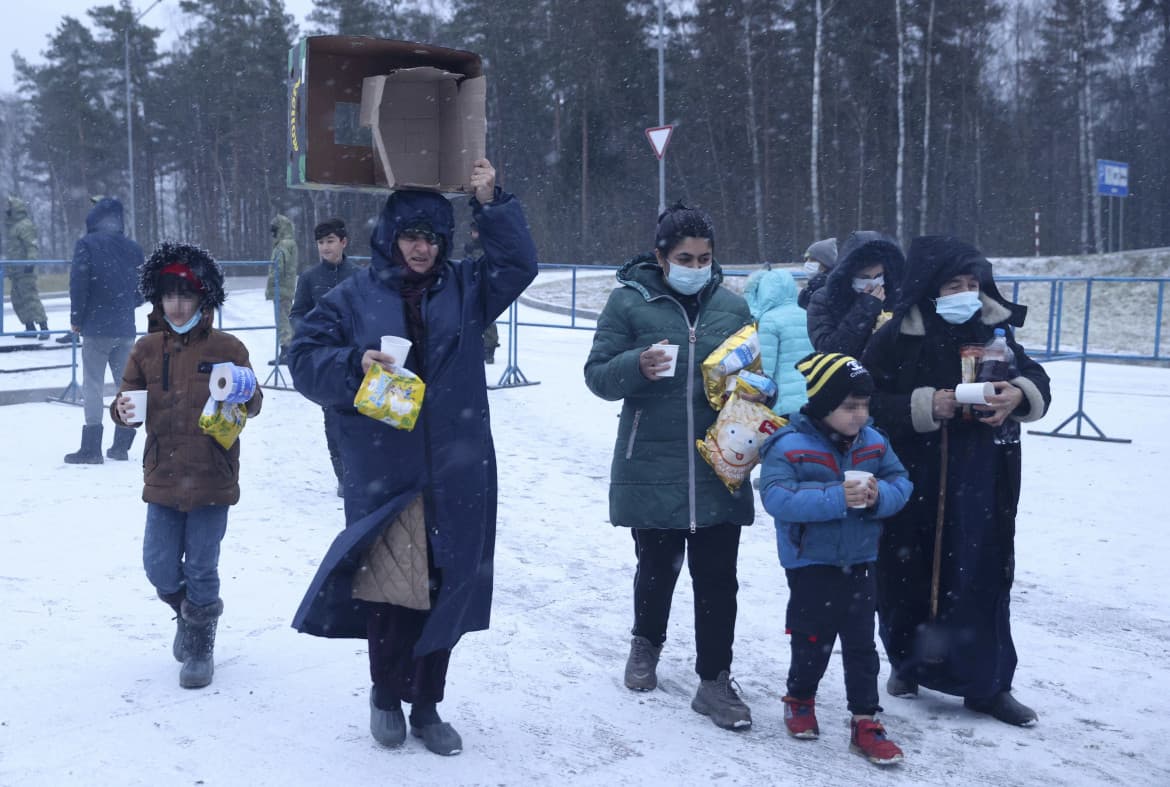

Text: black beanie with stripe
xmin=796 ymin=352 xmax=874 ymax=419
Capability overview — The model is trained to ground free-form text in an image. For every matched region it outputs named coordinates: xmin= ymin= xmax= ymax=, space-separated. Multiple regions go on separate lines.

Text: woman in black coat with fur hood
xmin=861 ymin=236 xmax=1050 ymax=727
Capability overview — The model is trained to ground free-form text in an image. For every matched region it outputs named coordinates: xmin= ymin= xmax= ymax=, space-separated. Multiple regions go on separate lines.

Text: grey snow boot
xmin=158 ymin=589 xmax=190 ymax=662
xmin=369 ymin=689 xmax=406 ymax=748
xmin=691 ymin=670 xmax=752 ymax=730
xmin=64 ymin=425 xmax=104 ymax=464
xmin=624 ymin=635 xmax=662 ymax=691
xmin=409 ymin=704 xmax=463 ymax=757
xmin=106 ymin=425 xmax=137 ymax=461
xmin=179 ymin=598 xmax=223 ymax=689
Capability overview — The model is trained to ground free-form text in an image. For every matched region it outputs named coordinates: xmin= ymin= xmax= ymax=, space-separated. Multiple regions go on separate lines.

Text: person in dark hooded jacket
xmin=861 ymin=236 xmax=1051 ymax=727
xmin=111 ymin=242 xmax=263 ymax=690
xmin=288 ymin=159 xmax=537 ymax=756
xmin=806 ymin=232 xmax=904 ymax=357
xmin=584 ymin=202 xmax=755 ymax=733
xmin=63 ymin=197 xmax=145 ymax=465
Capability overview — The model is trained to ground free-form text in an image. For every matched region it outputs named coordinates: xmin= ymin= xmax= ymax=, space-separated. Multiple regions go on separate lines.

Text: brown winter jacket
xmin=110 ymin=309 xmax=263 ymax=512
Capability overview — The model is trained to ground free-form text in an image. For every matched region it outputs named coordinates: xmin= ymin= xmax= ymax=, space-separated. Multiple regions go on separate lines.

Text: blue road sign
xmin=1096 ymin=159 xmax=1128 ymax=197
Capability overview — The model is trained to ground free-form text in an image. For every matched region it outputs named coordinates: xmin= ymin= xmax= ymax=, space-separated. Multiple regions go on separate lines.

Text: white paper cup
xmin=380 ymin=335 xmax=412 ymax=369
xmin=955 ymin=382 xmax=995 ymax=405
xmin=658 ymin=344 xmax=680 ymax=377
xmin=123 ymin=390 xmax=147 ymax=426
xmin=843 ymin=469 xmax=874 ymax=508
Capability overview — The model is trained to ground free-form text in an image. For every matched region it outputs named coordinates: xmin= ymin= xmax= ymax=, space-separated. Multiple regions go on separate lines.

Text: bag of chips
xmin=696 ymin=393 xmax=787 ymax=492
xmin=354 ymin=362 xmax=425 ymax=431
xmin=701 ymin=325 xmax=763 ymax=409
xmin=199 ymin=397 xmax=248 ymax=450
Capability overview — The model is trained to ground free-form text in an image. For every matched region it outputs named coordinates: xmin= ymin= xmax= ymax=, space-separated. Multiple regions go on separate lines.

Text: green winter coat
xmin=585 ymin=254 xmax=756 ymax=530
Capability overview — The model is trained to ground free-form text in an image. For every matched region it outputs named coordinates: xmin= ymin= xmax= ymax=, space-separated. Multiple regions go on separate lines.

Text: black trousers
xmin=630 ymin=524 xmax=741 ymax=681
xmin=367 ymin=603 xmax=451 ymax=708
xmin=785 ymin=563 xmax=881 ymax=716
xmin=322 ymin=407 xmax=344 ymax=484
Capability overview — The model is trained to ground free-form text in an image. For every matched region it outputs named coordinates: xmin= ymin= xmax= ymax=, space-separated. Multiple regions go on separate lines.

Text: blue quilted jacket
xmin=745 ymin=269 xmax=813 ymax=417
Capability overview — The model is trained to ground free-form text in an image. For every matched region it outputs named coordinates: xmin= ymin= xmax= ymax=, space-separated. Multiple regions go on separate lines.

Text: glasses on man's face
xmin=400 ymin=229 xmax=439 ymax=246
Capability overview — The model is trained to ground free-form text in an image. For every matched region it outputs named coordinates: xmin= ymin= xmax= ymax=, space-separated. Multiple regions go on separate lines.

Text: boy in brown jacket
xmin=111 ymin=242 xmax=263 ymax=689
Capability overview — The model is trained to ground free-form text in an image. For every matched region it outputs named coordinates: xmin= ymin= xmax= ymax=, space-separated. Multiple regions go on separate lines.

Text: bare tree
xmin=742 ymin=6 xmax=766 ymax=261
xmin=918 ymin=0 xmax=936 ymax=237
xmin=895 ymin=0 xmax=906 ymax=246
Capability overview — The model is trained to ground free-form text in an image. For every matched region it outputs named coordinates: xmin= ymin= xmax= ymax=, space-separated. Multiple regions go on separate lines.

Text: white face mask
xmin=666 ymin=262 xmax=712 ymax=295
xmin=852 ymin=274 xmax=884 ymax=293
xmin=934 ymin=291 xmax=982 ymax=324
xmin=803 ymin=261 xmax=821 ymax=274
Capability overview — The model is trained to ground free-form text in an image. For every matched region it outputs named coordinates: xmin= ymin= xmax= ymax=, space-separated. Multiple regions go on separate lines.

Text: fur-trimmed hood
xmin=897 ymin=235 xmax=1026 ymax=327
xmin=140 ymin=241 xmax=226 ymax=312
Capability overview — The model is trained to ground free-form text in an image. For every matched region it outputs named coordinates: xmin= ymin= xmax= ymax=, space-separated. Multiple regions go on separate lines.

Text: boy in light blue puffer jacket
xmin=757 ymin=352 xmax=912 ymax=767
xmin=744 ymin=268 xmax=813 ymax=416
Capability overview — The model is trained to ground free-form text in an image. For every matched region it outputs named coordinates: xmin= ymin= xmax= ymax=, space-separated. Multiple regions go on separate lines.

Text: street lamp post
xmin=125 ymin=0 xmax=164 ymax=240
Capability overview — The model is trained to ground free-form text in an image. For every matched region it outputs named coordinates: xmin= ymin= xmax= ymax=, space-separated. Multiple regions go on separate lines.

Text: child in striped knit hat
xmin=756 ymin=352 xmax=913 ymax=767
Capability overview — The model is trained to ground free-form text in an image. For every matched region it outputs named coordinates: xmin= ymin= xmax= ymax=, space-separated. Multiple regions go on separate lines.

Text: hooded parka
xmin=288 ymin=189 xmax=538 ymax=657
xmin=4 ymin=197 xmax=47 ymax=325
xmin=584 ymin=255 xmax=755 ymax=531
xmin=806 ymin=231 xmax=905 ymax=357
xmin=744 ymin=268 xmax=813 ymax=416
xmin=861 ymin=235 xmax=1050 ymax=700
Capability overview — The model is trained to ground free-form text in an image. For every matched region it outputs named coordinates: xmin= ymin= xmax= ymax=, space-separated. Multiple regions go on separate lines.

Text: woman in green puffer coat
xmin=584 ymin=203 xmax=755 ymax=732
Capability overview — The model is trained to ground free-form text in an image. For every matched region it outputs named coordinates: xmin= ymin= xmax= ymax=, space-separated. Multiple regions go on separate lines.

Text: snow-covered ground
xmin=1 ymin=281 xmax=1168 ymax=786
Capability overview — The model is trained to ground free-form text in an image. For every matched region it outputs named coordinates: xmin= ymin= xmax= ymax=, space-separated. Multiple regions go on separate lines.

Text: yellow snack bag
xmin=701 ymin=325 xmax=763 ymax=409
xmin=199 ymin=397 xmax=248 ymax=450
xmin=696 ymin=393 xmax=787 ymax=492
xmin=354 ymin=362 xmax=425 ymax=431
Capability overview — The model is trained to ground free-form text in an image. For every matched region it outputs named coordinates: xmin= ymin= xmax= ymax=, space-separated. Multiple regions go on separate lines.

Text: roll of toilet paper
xmin=209 ymin=362 xmax=257 ymax=404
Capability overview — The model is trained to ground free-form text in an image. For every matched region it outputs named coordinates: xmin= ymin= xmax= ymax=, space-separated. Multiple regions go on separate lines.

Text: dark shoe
xmin=782 ymin=695 xmax=819 ymax=739
xmin=106 ymin=425 xmax=136 ymax=461
xmin=850 ymin=717 xmax=904 ymax=766
xmin=16 ymin=322 xmax=38 ymax=338
xmin=623 ymin=635 xmax=662 ymax=691
xmin=337 ymin=482 xmax=344 ymax=498
xmin=38 ymin=321 xmax=50 ymax=340
xmin=179 ymin=598 xmax=222 ymax=689
xmin=484 ymin=352 xmax=495 ymax=365
xmin=64 ymin=425 xmax=104 ymax=464
xmin=411 ymin=721 xmax=463 ymax=756
xmin=964 ymin=692 xmax=1038 ymax=726
xmin=886 ymin=672 xmax=918 ymax=698
xmin=691 ymin=670 xmax=752 ymax=730
xmin=158 ymin=589 xmax=190 ymax=662
xmin=369 ymin=690 xmax=406 ymax=748
xmin=56 ymin=333 xmax=77 ymax=345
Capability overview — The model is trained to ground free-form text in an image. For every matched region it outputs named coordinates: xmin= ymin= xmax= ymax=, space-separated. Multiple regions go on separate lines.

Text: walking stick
xmin=929 ymin=423 xmax=949 ymax=620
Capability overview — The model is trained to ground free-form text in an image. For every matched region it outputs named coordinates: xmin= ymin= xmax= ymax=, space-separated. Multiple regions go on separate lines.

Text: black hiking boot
xmin=623 ymin=635 xmax=662 ymax=691
xmin=691 ymin=670 xmax=752 ymax=730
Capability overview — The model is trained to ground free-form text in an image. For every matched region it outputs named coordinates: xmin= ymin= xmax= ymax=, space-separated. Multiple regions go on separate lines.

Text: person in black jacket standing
xmin=63 ymin=197 xmax=145 ymax=464
xmin=806 ymin=232 xmax=904 ymax=358
xmin=290 ymin=218 xmax=359 ymax=496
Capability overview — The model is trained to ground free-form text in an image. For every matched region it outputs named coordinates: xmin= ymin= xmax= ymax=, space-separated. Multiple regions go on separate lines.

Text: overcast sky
xmin=1 ymin=1 xmax=318 ymax=95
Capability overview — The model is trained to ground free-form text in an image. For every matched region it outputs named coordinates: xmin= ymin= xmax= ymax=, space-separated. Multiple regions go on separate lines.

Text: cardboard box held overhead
xmin=287 ymin=36 xmax=486 ymax=194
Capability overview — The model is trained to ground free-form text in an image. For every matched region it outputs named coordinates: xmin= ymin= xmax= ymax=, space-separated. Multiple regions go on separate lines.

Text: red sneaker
xmin=850 ymin=717 xmax=904 ymax=766
xmin=781 ymin=695 xmax=819 ymax=739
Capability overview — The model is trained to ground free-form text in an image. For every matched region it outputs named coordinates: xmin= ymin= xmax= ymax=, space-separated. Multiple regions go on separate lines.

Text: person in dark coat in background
xmin=584 ymin=203 xmax=755 ymax=733
xmin=861 ymin=235 xmax=1051 ymax=727
xmin=288 ymin=159 xmax=537 ymax=756
xmin=797 ymin=237 xmax=837 ymax=311
xmin=463 ymin=218 xmax=500 ymax=363
xmin=63 ymin=197 xmax=145 ymax=464
xmin=290 ymin=217 xmax=359 ymax=497
xmin=806 ymin=231 xmax=904 ymax=357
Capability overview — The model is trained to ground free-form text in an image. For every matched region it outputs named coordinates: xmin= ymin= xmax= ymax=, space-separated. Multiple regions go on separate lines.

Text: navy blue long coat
xmin=862 ymin=236 xmax=1050 ymax=700
xmin=288 ymin=189 xmax=538 ymax=656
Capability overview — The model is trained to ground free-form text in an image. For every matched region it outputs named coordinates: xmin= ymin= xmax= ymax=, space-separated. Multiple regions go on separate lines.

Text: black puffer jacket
xmin=806 ymin=231 xmax=904 ymax=357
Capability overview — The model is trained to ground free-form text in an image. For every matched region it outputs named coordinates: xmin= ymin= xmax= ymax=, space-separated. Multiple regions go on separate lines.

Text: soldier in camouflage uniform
xmin=5 ymin=197 xmax=49 ymax=339
xmin=265 ymin=214 xmax=298 ymax=365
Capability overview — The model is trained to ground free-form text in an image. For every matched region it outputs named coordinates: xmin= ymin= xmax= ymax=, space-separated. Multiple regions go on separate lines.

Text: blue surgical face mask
xmin=666 ymin=262 xmax=712 ymax=295
xmin=803 ymin=260 xmax=822 ymax=274
xmin=934 ymin=291 xmax=981 ymax=324
xmin=852 ymin=274 xmax=884 ymax=293
xmin=165 ymin=309 xmax=203 ymax=335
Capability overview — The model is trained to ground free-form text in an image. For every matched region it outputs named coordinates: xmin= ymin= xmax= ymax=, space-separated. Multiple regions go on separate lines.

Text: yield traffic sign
xmin=645 ymin=125 xmax=674 ymax=160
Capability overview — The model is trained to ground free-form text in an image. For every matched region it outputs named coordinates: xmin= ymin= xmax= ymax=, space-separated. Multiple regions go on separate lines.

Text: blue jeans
xmin=143 ymin=503 xmax=229 ymax=607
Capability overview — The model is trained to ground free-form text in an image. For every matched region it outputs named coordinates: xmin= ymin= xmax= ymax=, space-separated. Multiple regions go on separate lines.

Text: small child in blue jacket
xmin=758 ymin=352 xmax=912 ymax=767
